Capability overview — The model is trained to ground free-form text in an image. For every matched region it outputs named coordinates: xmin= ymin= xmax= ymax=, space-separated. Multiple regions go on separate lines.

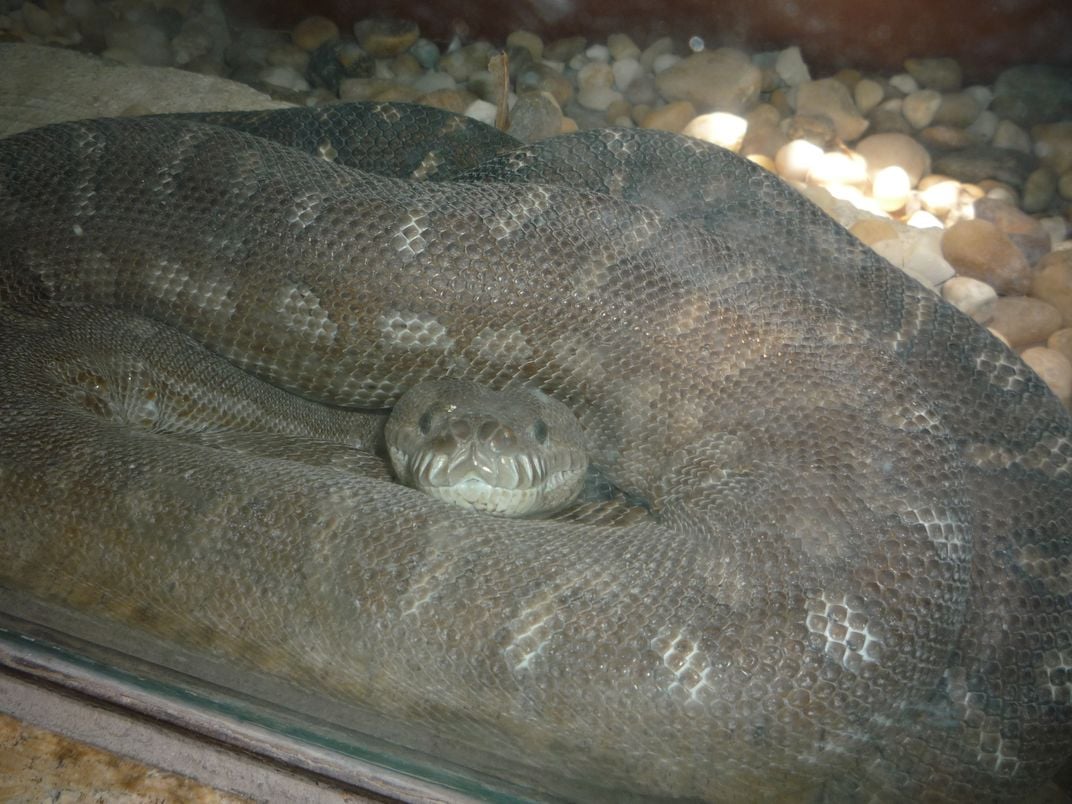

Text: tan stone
xmin=933 ymin=91 xmax=980 ymax=127
xmin=1022 ymin=167 xmax=1058 ymax=213
xmin=1032 ymin=121 xmax=1072 ymax=174
xmin=987 ymin=296 xmax=1063 ymax=348
xmin=684 ymin=112 xmax=748 ymax=152
xmin=941 ymin=275 xmax=997 ymax=323
xmin=1031 ymin=250 xmax=1072 ymax=326
xmin=739 ymin=105 xmax=785 ymax=158
xmin=902 ymin=89 xmax=942 ymax=129
xmin=941 ymin=219 xmax=1033 ymax=294
xmin=850 ymin=218 xmax=899 ymax=246
xmin=918 ymin=177 xmax=965 ymax=219
xmin=654 ymin=48 xmax=762 ymax=113
xmin=792 ymin=78 xmax=869 ymax=141
xmin=607 ymin=33 xmax=641 ymax=60
xmin=338 ymin=78 xmax=419 ymax=103
xmin=974 ymin=198 xmax=1045 ymax=238
xmin=640 ymin=100 xmax=697 ymax=133
xmin=854 ymin=79 xmax=884 ymax=115
xmin=918 ymin=125 xmax=973 ymax=149
xmin=417 ymin=88 xmax=475 ymax=115
xmin=747 ymin=154 xmax=777 ymax=172
xmin=855 ymin=132 xmax=930 ymax=186
xmin=1019 ymin=347 xmax=1072 ymax=407
xmin=292 ymin=16 xmax=338 ymax=51
xmin=1048 ymin=327 xmax=1072 ymax=364
xmin=973 ymin=199 xmax=1052 ymax=266
xmin=1060 ymin=170 xmax=1072 ymax=202
xmin=506 ymin=29 xmax=543 ymax=60
xmin=353 ymin=17 xmax=419 ymax=58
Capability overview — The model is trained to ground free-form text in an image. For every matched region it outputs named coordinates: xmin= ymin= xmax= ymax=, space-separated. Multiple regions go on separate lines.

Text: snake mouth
xmin=394 ymin=445 xmax=583 ymax=516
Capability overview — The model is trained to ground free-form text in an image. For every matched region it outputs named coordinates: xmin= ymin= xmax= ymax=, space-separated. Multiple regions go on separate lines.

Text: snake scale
xmin=0 ymin=102 xmax=1069 ymax=801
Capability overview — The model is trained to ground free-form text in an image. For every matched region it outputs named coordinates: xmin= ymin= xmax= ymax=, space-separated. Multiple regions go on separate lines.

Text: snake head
xmin=386 ymin=379 xmax=588 ymax=517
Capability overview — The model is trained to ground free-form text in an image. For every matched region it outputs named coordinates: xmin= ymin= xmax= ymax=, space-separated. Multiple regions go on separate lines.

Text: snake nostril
xmin=479 ymin=420 xmax=517 ymax=452
xmin=449 ymin=419 xmax=472 ymax=440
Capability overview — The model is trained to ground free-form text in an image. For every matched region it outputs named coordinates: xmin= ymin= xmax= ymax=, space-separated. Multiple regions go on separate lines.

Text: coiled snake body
xmin=0 ymin=103 xmax=1069 ymax=800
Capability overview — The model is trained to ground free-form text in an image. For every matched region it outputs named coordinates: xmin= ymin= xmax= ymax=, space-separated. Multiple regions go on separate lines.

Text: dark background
xmin=224 ymin=0 xmax=1072 ymax=81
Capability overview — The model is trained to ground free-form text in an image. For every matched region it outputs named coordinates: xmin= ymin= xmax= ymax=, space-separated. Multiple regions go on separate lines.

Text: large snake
xmin=0 ymin=102 xmax=1069 ymax=801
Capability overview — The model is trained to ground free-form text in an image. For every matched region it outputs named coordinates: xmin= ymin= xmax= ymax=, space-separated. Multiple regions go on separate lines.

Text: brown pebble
xmin=1031 ymin=250 xmax=1072 ymax=326
xmin=1049 ymin=327 xmax=1072 ymax=364
xmin=292 ymin=16 xmax=338 ymax=52
xmin=918 ymin=125 xmax=973 ymax=149
xmin=1032 ymin=121 xmax=1072 ymax=174
xmin=416 ymin=88 xmax=474 ymax=115
xmin=515 ymin=63 xmax=574 ymax=106
xmin=987 ymin=296 xmax=1063 ymax=348
xmin=353 ymin=17 xmax=419 ymax=58
xmin=339 ymin=77 xmax=420 ymax=103
xmin=941 ymin=219 xmax=1033 ymax=295
xmin=973 ymin=198 xmax=1053 ymax=267
xmin=850 ymin=218 xmax=898 ymax=246
xmin=640 ymin=101 xmax=697 ymax=133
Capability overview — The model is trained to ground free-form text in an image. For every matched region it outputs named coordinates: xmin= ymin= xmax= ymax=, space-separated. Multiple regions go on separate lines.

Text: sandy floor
xmin=0 ymin=712 xmax=249 ymax=804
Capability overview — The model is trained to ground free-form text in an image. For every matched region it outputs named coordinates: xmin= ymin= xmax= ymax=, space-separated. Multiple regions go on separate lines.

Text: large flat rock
xmin=0 ymin=43 xmax=290 ymax=137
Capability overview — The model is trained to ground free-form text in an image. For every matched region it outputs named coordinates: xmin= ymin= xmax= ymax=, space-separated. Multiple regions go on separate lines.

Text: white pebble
xmin=585 ymin=44 xmax=610 ymax=62
xmin=577 ymin=86 xmax=623 ymax=111
xmin=607 ymin=33 xmax=641 ymax=60
xmin=652 ymin=53 xmax=682 ymax=74
xmin=683 ymin=112 xmax=748 ymax=152
xmin=411 ymin=71 xmax=456 ymax=93
xmin=889 ymin=73 xmax=919 ymax=94
xmin=966 ymin=109 xmax=998 ymax=143
xmin=775 ymin=45 xmax=810 ymax=86
xmin=639 ymin=36 xmax=675 ymax=71
xmin=577 ymin=61 xmax=614 ymax=91
xmin=919 ymin=179 xmax=963 ymax=218
xmin=902 ymin=89 xmax=942 ymax=129
xmin=993 ymin=120 xmax=1032 ymax=153
xmin=612 ymin=57 xmax=642 ymax=91
xmin=1039 ymin=217 xmax=1070 ymax=248
xmin=259 ymin=65 xmax=309 ymax=92
xmin=822 ymin=183 xmax=884 ymax=216
xmin=807 ymin=151 xmax=869 ymax=187
xmin=855 ymin=132 xmax=931 ymax=187
xmin=964 ymin=84 xmax=994 ymax=110
xmin=775 ymin=139 xmax=824 ymax=183
xmin=872 ymin=229 xmax=954 ymax=289
xmin=941 ymin=275 xmax=997 ymax=323
xmin=854 ymin=79 xmax=884 ymax=114
xmin=872 ymin=166 xmax=912 ymax=211
xmin=906 ymin=209 xmax=944 ymax=229
xmin=908 ymin=228 xmax=957 ymax=288
xmin=464 ymin=99 xmax=499 ymax=127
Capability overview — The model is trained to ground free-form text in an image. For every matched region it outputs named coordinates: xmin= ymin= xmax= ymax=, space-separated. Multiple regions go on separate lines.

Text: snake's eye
xmin=532 ymin=419 xmax=548 ymax=444
xmin=418 ymin=411 xmax=433 ymax=435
